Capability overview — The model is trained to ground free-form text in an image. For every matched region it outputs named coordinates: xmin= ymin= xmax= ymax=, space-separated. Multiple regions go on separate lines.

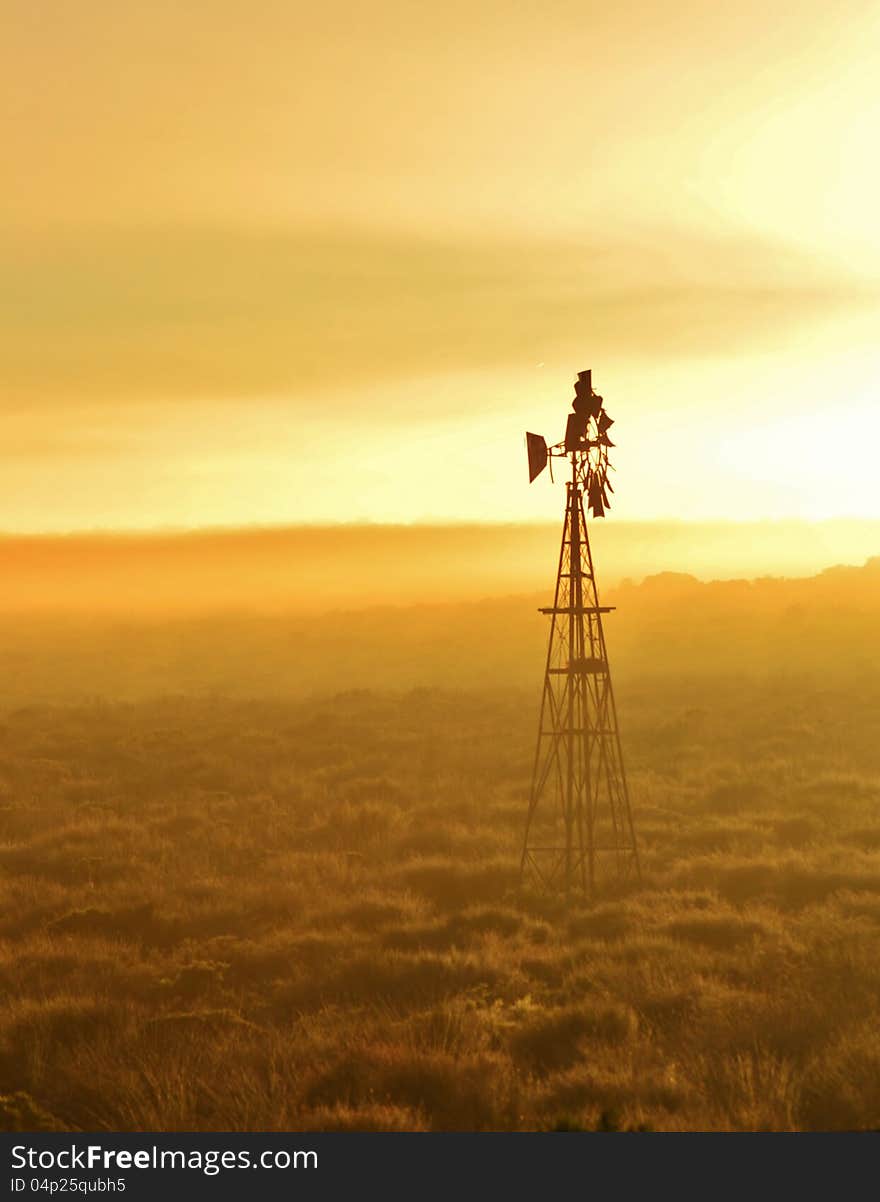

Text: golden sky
xmin=2 ymin=0 xmax=879 ymax=531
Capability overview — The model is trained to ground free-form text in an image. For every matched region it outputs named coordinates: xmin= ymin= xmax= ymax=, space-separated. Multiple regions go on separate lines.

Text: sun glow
xmin=1 ymin=0 xmax=879 ymax=534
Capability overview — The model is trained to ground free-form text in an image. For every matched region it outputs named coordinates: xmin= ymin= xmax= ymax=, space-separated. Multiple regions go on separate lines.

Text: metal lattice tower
xmin=520 ymin=369 xmax=640 ymax=896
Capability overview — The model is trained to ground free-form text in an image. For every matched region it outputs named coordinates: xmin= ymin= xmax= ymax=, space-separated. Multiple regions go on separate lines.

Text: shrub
xmin=509 ymin=1002 xmax=638 ymax=1074
xmin=800 ymin=1024 xmax=880 ymax=1130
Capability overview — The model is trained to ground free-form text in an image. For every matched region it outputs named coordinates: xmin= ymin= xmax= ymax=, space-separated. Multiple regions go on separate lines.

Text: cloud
xmin=2 ymin=222 xmax=875 ymax=411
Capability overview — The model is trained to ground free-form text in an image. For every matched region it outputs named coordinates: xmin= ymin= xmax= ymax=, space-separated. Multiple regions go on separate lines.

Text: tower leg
xmin=520 ymin=466 xmax=639 ymax=897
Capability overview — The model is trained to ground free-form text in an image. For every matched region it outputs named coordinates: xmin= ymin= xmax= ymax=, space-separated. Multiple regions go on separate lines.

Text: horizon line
xmin=3 ymin=515 xmax=880 ymax=541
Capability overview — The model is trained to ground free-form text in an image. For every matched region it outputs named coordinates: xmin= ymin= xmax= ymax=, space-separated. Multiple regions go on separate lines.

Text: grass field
xmin=3 ymin=673 xmax=880 ymax=1131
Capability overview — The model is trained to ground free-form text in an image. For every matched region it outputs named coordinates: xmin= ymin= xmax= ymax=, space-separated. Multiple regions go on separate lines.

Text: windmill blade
xmin=565 ymin=412 xmax=588 ymax=451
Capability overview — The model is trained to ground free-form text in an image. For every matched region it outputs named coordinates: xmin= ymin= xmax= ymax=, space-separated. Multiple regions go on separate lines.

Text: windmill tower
xmin=521 ymin=370 xmax=639 ymax=896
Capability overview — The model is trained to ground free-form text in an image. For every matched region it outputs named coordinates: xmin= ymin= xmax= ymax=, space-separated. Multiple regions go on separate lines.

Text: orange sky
xmin=2 ymin=0 xmax=880 ymax=532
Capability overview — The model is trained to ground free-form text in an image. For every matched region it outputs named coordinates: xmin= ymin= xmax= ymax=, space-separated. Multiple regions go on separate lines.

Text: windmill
xmin=521 ymin=370 xmax=640 ymax=896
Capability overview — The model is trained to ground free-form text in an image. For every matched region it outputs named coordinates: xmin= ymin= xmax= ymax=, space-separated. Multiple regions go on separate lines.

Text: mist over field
xmin=2 ymin=529 xmax=880 ymax=1132
xmin=1 ymin=544 xmax=879 ymax=703
xmin=2 ymin=518 xmax=880 ymax=614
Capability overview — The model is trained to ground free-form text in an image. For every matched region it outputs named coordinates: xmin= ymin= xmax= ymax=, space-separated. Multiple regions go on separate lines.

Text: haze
xmin=3 ymin=0 xmax=880 ymax=537
xmin=7 ymin=4 xmax=880 ymax=1136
